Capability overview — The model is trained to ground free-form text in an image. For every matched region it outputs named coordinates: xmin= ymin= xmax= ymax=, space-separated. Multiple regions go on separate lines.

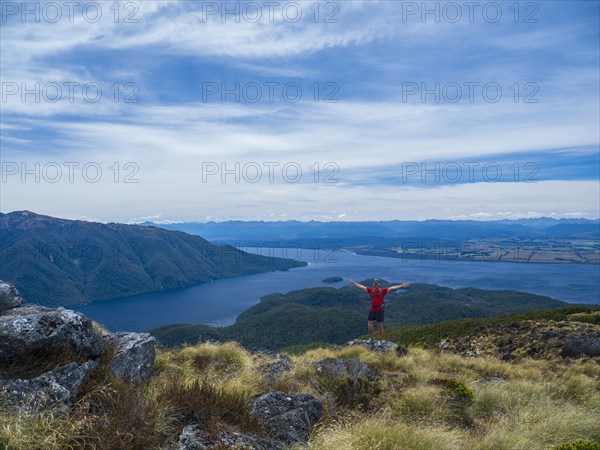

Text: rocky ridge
xmin=0 ymin=280 xmax=156 ymax=414
xmin=0 ymin=281 xmax=326 ymax=449
xmin=437 ymin=319 xmax=600 ymax=360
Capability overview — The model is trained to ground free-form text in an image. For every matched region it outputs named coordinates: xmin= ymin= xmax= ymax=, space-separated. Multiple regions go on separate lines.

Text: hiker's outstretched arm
xmin=388 ymin=283 xmax=411 ymax=291
xmin=348 ymin=279 xmax=368 ymax=292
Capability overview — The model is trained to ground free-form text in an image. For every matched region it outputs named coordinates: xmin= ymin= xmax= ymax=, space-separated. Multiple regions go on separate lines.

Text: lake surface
xmin=74 ymin=248 xmax=600 ymax=332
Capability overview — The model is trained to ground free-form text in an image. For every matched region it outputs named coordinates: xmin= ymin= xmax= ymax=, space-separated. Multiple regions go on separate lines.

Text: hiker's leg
xmin=368 ymin=320 xmax=375 ymax=338
xmin=378 ymin=321 xmax=384 ymax=339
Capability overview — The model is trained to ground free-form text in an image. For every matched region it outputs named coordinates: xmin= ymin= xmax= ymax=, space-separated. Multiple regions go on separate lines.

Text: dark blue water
xmin=74 ymin=248 xmax=600 ymax=332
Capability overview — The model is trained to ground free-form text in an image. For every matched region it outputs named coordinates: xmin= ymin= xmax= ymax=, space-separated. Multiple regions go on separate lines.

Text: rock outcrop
xmin=107 ymin=332 xmax=156 ymax=383
xmin=0 ymin=360 xmax=98 ymax=414
xmin=257 ymin=353 xmax=293 ymax=384
xmin=0 ymin=280 xmax=157 ymax=415
xmin=314 ymin=357 xmax=378 ymax=382
xmin=175 ymin=423 xmax=280 ymax=450
xmin=0 ymin=305 xmax=107 ymax=367
xmin=0 ymin=281 xmax=24 ymax=313
xmin=561 ymin=336 xmax=600 ymax=358
xmin=347 ymin=338 xmax=408 ymax=356
xmin=437 ymin=320 xmax=600 ymax=360
xmin=249 ymin=391 xmax=322 ymax=447
xmin=173 ymin=387 xmax=322 ymax=449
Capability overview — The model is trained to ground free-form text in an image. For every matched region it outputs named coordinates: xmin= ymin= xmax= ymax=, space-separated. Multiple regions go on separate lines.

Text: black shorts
xmin=368 ymin=309 xmax=384 ymax=322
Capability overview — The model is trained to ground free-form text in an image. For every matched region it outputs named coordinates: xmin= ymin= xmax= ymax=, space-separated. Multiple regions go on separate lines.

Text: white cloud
xmin=1 ymin=1 xmax=598 ymax=222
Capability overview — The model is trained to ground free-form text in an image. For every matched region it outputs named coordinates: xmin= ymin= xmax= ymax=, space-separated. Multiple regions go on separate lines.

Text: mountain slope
xmin=381 ymin=304 xmax=600 ymax=349
xmin=0 ymin=211 xmax=305 ymax=307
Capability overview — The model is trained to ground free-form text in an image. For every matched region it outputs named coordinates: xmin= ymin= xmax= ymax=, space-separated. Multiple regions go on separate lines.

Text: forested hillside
xmin=151 ymin=281 xmax=567 ymax=350
xmin=0 ymin=211 xmax=305 ymax=306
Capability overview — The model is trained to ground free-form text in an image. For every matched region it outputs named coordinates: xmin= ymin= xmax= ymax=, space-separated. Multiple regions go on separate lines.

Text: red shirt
xmin=367 ymin=287 xmax=389 ymax=311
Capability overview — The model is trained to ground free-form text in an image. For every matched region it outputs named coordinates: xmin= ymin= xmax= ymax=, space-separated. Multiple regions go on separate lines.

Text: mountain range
xmin=143 ymin=218 xmax=600 ymax=246
xmin=0 ymin=211 xmax=305 ymax=307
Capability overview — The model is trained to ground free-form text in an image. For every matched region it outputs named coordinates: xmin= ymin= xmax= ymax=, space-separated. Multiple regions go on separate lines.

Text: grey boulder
xmin=0 ymin=305 xmax=106 ymax=364
xmin=175 ymin=423 xmax=280 ymax=450
xmin=176 ymin=424 xmax=207 ymax=450
xmin=0 ymin=360 xmax=97 ymax=414
xmin=106 ymin=332 xmax=156 ymax=382
xmin=249 ymin=391 xmax=322 ymax=446
xmin=314 ymin=358 xmax=378 ymax=382
xmin=561 ymin=337 xmax=600 ymax=358
xmin=258 ymin=354 xmax=293 ymax=384
xmin=0 ymin=281 xmax=24 ymax=313
xmin=347 ymin=339 xmax=407 ymax=355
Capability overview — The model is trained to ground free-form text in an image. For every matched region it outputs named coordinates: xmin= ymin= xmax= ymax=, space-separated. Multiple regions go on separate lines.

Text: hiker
xmin=347 ymin=278 xmax=410 ymax=345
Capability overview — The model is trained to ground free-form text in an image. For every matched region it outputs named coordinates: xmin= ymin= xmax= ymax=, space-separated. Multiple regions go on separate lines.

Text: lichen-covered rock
xmin=0 ymin=360 xmax=97 ymax=414
xmin=249 ymin=391 xmax=322 ymax=446
xmin=258 ymin=354 xmax=293 ymax=383
xmin=0 ymin=305 xmax=107 ymax=368
xmin=347 ymin=339 xmax=406 ymax=355
xmin=0 ymin=280 xmax=24 ymax=314
xmin=396 ymin=345 xmax=409 ymax=357
xmin=175 ymin=423 xmax=280 ymax=450
xmin=106 ymin=332 xmax=156 ymax=383
xmin=176 ymin=424 xmax=207 ymax=450
xmin=562 ymin=337 xmax=600 ymax=358
xmin=476 ymin=376 xmax=505 ymax=386
xmin=314 ymin=357 xmax=378 ymax=382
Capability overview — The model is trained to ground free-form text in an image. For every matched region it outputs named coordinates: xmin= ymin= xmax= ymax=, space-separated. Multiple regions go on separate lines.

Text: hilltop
xmin=0 ymin=211 xmax=305 ymax=307
xmin=150 ymin=281 xmax=567 ymax=350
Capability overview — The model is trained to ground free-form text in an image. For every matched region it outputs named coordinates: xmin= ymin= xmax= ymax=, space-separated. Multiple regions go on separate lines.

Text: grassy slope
xmin=2 ymin=338 xmax=599 ymax=450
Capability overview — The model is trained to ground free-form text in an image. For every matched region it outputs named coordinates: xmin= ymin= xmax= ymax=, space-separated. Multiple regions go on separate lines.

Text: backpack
xmin=370 ymin=288 xmax=384 ymax=309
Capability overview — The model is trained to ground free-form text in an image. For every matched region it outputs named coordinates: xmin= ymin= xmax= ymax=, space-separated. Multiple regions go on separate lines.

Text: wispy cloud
xmin=1 ymin=0 xmax=598 ymax=221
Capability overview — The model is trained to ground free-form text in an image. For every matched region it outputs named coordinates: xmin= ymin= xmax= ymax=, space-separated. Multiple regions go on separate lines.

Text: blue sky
xmin=1 ymin=0 xmax=599 ymax=222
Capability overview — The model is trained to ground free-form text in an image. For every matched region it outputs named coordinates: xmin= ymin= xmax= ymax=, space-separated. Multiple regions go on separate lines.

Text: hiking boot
xmin=376 ymin=340 xmax=383 ymax=347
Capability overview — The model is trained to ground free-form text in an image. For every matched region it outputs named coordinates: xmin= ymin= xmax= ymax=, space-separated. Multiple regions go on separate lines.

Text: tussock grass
xmin=471 ymin=396 xmax=600 ymax=449
xmin=306 ymin=413 xmax=465 ymax=450
xmin=295 ymin=344 xmax=599 ymax=449
xmin=570 ymin=360 xmax=600 ymax=379
xmin=391 ymin=385 xmax=446 ymax=421
xmin=178 ymin=341 xmax=248 ymax=373
xmin=91 ymin=321 xmax=110 ymax=337
xmin=0 ymin=408 xmax=76 ymax=450
xmin=68 ymin=380 xmax=176 ymax=450
xmin=1 ymin=339 xmax=598 ymax=450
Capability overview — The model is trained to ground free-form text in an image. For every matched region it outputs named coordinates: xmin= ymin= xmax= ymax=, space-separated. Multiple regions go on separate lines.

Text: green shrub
xmin=428 ymin=378 xmax=474 ymax=404
xmin=553 ymin=440 xmax=600 ymax=450
xmin=454 ymin=381 xmax=475 ymax=403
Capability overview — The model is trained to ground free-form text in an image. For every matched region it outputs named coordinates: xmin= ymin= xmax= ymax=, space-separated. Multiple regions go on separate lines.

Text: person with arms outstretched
xmin=348 ymin=278 xmax=410 ymax=346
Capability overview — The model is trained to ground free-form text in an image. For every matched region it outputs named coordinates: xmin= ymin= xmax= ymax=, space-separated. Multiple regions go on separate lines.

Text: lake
xmin=74 ymin=248 xmax=600 ymax=332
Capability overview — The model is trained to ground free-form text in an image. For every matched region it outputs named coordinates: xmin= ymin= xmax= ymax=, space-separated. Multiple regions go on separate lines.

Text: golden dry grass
xmin=1 ymin=341 xmax=598 ymax=450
